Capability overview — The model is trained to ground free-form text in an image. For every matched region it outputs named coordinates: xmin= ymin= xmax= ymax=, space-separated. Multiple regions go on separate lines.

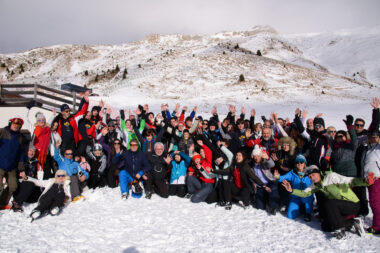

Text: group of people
xmin=0 ymin=91 xmax=379 ymax=239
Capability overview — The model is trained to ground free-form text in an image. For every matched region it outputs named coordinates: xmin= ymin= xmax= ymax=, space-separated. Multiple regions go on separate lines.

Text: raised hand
xmin=315 ymin=113 xmax=323 ymax=118
xmin=99 ymin=100 xmax=104 ymax=108
xmin=302 ymin=109 xmax=308 ymax=119
xmin=251 ymin=109 xmax=256 ymax=117
xmin=196 ymin=139 xmax=204 ymax=147
xmin=282 ymin=180 xmax=293 ymax=192
xmin=211 ymin=106 xmax=217 ymax=115
xmin=343 ymin=115 xmax=354 ymax=126
xmin=241 ymin=107 xmax=246 ymax=115
xmin=371 ymin=97 xmax=380 ymax=110
xmin=271 ymin=152 xmax=278 ymax=161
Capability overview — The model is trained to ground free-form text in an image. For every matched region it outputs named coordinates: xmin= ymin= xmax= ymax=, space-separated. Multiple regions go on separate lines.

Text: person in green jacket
xmin=282 ymin=165 xmax=374 ymax=240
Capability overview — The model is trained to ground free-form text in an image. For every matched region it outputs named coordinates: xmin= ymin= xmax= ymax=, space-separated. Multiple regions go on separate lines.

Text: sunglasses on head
xmin=57 ymin=174 xmax=65 ymax=178
xmin=65 ymin=153 xmax=73 ymax=156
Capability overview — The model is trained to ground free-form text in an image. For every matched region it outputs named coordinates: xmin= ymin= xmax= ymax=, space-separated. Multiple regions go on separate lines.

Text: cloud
xmin=0 ymin=0 xmax=379 ymax=53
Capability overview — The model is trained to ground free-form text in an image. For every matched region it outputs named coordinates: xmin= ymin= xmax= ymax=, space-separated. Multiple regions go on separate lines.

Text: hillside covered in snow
xmin=0 ymin=25 xmax=379 ymax=109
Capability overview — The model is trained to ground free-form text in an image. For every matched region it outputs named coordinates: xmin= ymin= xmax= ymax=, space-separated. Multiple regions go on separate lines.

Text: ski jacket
xmin=27 ymin=177 xmax=71 ymax=202
xmin=54 ymin=98 xmax=89 ymax=144
xmin=188 ymin=144 xmax=215 ymax=183
xmin=33 ymin=125 xmax=51 ymax=168
xmin=53 ymin=147 xmax=89 ymax=179
xmin=331 ymin=127 xmax=358 ymax=177
xmin=147 ymin=152 xmax=169 ymax=181
xmin=278 ymin=170 xmax=313 ymax=192
xmin=361 ymin=142 xmax=380 ymax=178
xmin=113 ymin=149 xmax=151 ymax=179
xmin=292 ymin=171 xmax=368 ymax=202
xmin=169 ymin=152 xmax=191 ymax=184
xmin=0 ymin=126 xmax=24 ymax=172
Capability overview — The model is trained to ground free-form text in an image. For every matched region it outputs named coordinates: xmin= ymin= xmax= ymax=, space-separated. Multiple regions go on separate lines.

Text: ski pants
xmin=13 ymin=181 xmax=41 ymax=205
xmin=255 ymin=181 xmax=280 ymax=210
xmin=369 ymin=179 xmax=380 ymax=231
xmin=187 ymin=176 xmax=213 ymax=203
xmin=287 ymin=195 xmax=314 ymax=219
xmin=119 ymin=170 xmax=134 ymax=194
xmin=168 ymin=184 xmax=187 ymax=198
xmin=144 ymin=172 xmax=168 ymax=198
xmin=322 ymin=198 xmax=360 ymax=231
xmin=34 ymin=186 xmax=65 ymax=213
xmin=0 ymin=169 xmax=17 ymax=205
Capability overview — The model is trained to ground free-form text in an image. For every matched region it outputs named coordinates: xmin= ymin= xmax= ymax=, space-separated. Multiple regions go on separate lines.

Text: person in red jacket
xmin=245 ymin=127 xmax=279 ymax=156
xmin=53 ymin=91 xmax=89 ymax=154
xmin=186 ymin=139 xmax=216 ymax=203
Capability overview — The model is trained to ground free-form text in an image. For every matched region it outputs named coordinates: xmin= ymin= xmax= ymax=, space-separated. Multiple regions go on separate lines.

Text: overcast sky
xmin=1 ymin=0 xmax=379 ymax=54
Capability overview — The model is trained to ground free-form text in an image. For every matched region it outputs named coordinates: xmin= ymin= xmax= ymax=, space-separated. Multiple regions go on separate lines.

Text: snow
xmin=1 ymin=187 xmax=379 ymax=253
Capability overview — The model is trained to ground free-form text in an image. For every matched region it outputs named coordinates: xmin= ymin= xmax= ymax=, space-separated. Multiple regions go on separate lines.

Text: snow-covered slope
xmin=0 ymin=25 xmax=379 ymax=109
xmin=1 ymin=187 xmax=379 ymax=253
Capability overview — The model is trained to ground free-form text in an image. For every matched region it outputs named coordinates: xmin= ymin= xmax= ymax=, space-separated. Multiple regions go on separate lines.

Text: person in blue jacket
xmin=274 ymin=154 xmax=314 ymax=221
xmin=53 ymin=140 xmax=89 ymax=202
xmin=112 ymin=138 xmax=151 ymax=199
xmin=0 ymin=117 xmax=25 ymax=207
xmin=169 ymin=150 xmax=191 ymax=197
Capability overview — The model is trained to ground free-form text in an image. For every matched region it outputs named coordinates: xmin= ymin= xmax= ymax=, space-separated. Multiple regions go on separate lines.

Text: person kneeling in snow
xmin=112 ymin=138 xmax=151 ymax=199
xmin=53 ymin=140 xmax=89 ymax=202
xmin=274 ymin=154 xmax=314 ymax=221
xmin=282 ymin=165 xmax=374 ymax=239
xmin=27 ymin=170 xmax=71 ymax=221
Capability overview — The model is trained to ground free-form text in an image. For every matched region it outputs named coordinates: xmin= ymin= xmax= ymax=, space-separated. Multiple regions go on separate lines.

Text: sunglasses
xmin=202 ymin=123 xmax=208 ymax=126
xmin=37 ymin=119 xmax=46 ymax=123
xmin=114 ymin=142 xmax=121 ymax=145
xmin=314 ymin=124 xmax=322 ymax=128
xmin=130 ymin=144 xmax=138 ymax=147
xmin=296 ymin=161 xmax=305 ymax=164
xmin=355 ymin=124 xmax=364 ymax=127
xmin=65 ymin=153 xmax=73 ymax=156
xmin=12 ymin=122 xmax=22 ymax=126
xmin=57 ymin=175 xmax=65 ymax=178
xmin=336 ymin=135 xmax=344 ymax=139
xmin=328 ymin=130 xmax=336 ymax=133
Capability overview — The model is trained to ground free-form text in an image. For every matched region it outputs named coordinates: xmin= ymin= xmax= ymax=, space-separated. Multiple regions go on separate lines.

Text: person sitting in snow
xmin=11 ymin=144 xmax=42 ymax=212
xmin=27 ymin=170 xmax=71 ymax=221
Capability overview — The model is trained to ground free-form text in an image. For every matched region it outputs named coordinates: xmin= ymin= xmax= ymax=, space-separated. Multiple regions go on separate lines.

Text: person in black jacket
xmin=213 ymin=151 xmax=264 ymax=210
xmin=11 ymin=145 xmax=42 ymax=212
xmin=145 ymin=142 xmax=172 ymax=199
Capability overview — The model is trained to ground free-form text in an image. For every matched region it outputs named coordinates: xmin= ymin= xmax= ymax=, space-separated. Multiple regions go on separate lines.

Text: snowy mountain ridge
xmin=0 ymin=25 xmax=379 ymax=108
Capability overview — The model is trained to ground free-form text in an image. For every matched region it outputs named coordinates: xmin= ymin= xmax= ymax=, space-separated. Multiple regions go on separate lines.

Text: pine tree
xmin=239 ymin=74 xmax=245 ymax=82
xmin=257 ymin=50 xmax=262 ymax=56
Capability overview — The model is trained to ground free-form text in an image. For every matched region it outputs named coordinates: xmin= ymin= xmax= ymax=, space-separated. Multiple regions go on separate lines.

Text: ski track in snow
xmin=0 ymin=187 xmax=379 ymax=253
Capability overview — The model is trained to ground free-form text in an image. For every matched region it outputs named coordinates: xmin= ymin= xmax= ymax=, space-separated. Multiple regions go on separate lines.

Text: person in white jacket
xmin=361 ymin=130 xmax=380 ymax=235
xmin=26 ymin=170 xmax=71 ymax=221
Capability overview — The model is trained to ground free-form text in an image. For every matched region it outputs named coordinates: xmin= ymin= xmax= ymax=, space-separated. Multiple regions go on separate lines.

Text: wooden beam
xmin=1 ymin=90 xmax=35 ymax=95
xmin=36 ymin=91 xmax=80 ymax=106
xmin=0 ymin=84 xmax=35 ymax=88
xmin=36 ymin=84 xmax=75 ymax=97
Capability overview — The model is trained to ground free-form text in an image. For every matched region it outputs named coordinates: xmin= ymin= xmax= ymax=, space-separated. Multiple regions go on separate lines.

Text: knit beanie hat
xmin=60 ymin=104 xmax=70 ymax=112
xmin=251 ymin=145 xmax=262 ymax=157
xmin=304 ymin=165 xmax=320 ymax=177
xmin=35 ymin=112 xmax=46 ymax=121
xmin=313 ymin=117 xmax=325 ymax=128
xmin=295 ymin=154 xmax=307 ymax=165
xmin=192 ymin=154 xmax=202 ymax=162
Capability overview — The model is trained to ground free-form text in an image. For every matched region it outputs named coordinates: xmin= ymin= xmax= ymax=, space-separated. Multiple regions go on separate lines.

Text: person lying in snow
xmin=26 ymin=170 xmax=71 ymax=221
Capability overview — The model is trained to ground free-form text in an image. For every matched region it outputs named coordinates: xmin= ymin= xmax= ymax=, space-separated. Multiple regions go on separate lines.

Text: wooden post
xmin=33 ymin=83 xmax=37 ymax=101
xmin=73 ymin=92 xmax=76 ymax=111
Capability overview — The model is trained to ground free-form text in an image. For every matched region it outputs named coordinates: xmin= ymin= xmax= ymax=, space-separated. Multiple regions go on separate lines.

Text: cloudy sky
xmin=1 ymin=0 xmax=379 ymax=53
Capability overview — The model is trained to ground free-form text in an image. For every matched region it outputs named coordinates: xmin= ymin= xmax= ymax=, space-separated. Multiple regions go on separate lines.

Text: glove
xmin=131 ymin=118 xmax=137 ymax=128
xmin=320 ymin=158 xmax=329 ymax=171
xmin=26 ymin=100 xmax=36 ymax=109
xmin=97 ymin=173 xmax=103 ymax=179
xmin=343 ymin=115 xmax=354 ymax=126
xmin=261 ymin=116 xmax=267 ymax=122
